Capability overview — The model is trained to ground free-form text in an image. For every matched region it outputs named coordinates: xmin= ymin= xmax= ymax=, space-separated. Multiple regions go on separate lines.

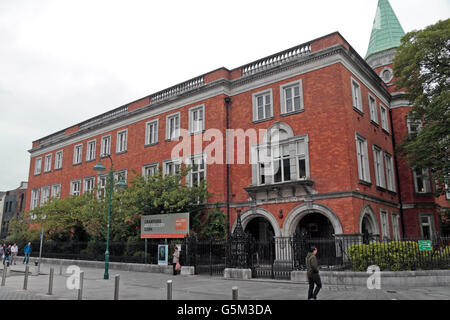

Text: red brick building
xmin=26 ymin=0 xmax=449 ymax=243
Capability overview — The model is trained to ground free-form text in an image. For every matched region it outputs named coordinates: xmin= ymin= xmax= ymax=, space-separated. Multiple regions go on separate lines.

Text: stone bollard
xmin=167 ymin=280 xmax=172 ymax=300
xmin=114 ymin=275 xmax=120 ymax=300
xmin=232 ymin=286 xmax=238 ymax=300
xmin=77 ymin=271 xmax=84 ymax=300
xmin=23 ymin=265 xmax=29 ymax=290
xmin=47 ymin=268 xmax=54 ymax=295
xmin=1 ymin=265 xmax=7 ymax=286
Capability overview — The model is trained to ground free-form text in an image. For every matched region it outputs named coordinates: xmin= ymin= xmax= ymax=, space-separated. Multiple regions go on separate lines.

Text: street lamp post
xmin=93 ymin=154 xmax=127 ymax=280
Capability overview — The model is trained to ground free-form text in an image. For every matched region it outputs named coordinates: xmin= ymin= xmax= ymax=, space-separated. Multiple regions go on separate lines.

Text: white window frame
xmin=54 ymin=150 xmax=63 ymax=170
xmin=355 ymin=133 xmax=371 ymax=183
xmin=380 ymin=209 xmax=390 ymax=240
xmin=163 ymin=159 xmax=182 ymax=176
xmin=101 ymin=135 xmax=111 ymax=157
xmin=83 ymin=177 xmax=95 ymax=194
xmin=391 ymin=213 xmax=401 ymax=240
xmin=413 ymin=168 xmax=431 ymax=193
xmin=73 ymin=144 xmax=83 ymax=165
xmin=252 ymin=89 xmax=273 ymax=122
xmin=407 ymin=117 xmax=422 ymax=134
xmin=143 ymin=162 xmax=159 ymax=178
xmin=51 ymin=183 xmax=61 ymax=199
xmin=419 ymin=214 xmax=434 ymax=239
xmin=116 ymin=129 xmax=128 ymax=153
xmin=186 ymin=154 xmax=206 ymax=187
xmin=372 ymin=145 xmax=386 ymax=188
xmin=384 ymin=152 xmax=396 ymax=192
xmin=86 ymin=139 xmax=97 ymax=162
xmin=30 ymin=188 xmax=40 ymax=210
xmin=97 ymin=175 xmax=108 ymax=199
xmin=166 ymin=112 xmax=181 ymax=141
xmin=189 ymin=104 xmax=205 ymax=134
xmin=34 ymin=157 xmax=42 ymax=175
xmin=280 ymin=79 xmax=304 ymax=114
xmin=145 ymin=119 xmax=159 ymax=146
xmin=44 ymin=154 xmax=52 ymax=173
xmin=351 ymin=78 xmax=363 ymax=112
xmin=114 ymin=170 xmax=128 ymax=184
xmin=380 ymin=104 xmax=389 ymax=132
xmin=368 ymin=94 xmax=378 ymax=124
xmin=70 ymin=179 xmax=81 ymax=196
xmin=40 ymin=186 xmax=50 ymax=206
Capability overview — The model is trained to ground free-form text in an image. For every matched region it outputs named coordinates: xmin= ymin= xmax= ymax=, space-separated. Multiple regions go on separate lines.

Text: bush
xmin=347 ymin=241 xmax=450 ymax=271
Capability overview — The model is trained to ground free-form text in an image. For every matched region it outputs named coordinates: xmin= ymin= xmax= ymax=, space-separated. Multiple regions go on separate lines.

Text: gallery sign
xmin=141 ymin=212 xmax=189 ymax=238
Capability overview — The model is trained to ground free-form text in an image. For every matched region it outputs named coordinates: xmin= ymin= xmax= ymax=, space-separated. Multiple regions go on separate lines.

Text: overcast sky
xmin=0 ymin=0 xmax=449 ymax=191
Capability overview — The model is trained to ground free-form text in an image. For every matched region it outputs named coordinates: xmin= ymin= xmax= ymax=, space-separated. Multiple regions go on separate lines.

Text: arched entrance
xmin=359 ymin=205 xmax=380 ymax=243
xmin=245 ymin=217 xmax=275 ymax=242
xmin=294 ymin=212 xmax=334 ymax=239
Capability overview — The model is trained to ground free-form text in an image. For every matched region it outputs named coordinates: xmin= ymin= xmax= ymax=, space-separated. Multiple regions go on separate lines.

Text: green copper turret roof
xmin=366 ymin=0 xmax=405 ymax=59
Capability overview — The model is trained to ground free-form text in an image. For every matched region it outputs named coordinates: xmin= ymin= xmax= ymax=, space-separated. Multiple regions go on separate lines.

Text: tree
xmin=393 ymin=19 xmax=450 ymax=197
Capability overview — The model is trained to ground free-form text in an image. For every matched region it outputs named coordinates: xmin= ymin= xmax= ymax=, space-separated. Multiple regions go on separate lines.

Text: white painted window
xmin=44 ymin=154 xmax=52 ymax=172
xmin=145 ymin=120 xmax=158 ymax=145
xmin=166 ymin=113 xmax=180 ymax=140
xmin=380 ymin=104 xmax=389 ymax=132
xmin=373 ymin=146 xmax=386 ymax=188
xmin=30 ymin=188 xmax=40 ymax=210
xmin=187 ymin=154 xmax=206 ymax=187
xmin=84 ymin=177 xmax=95 ymax=194
xmin=413 ymin=168 xmax=431 ymax=193
xmin=143 ymin=163 xmax=159 ymax=178
xmin=101 ymin=135 xmax=111 ymax=156
xmin=40 ymin=186 xmax=50 ymax=205
xmin=164 ymin=159 xmax=181 ymax=176
xmin=116 ymin=130 xmax=128 ymax=153
xmin=391 ymin=213 xmax=401 ymax=240
xmin=407 ymin=117 xmax=422 ymax=134
xmin=380 ymin=210 xmax=390 ymax=240
xmin=73 ymin=144 xmax=83 ymax=165
xmin=51 ymin=184 xmax=61 ymax=199
xmin=368 ymin=94 xmax=378 ymax=123
xmin=34 ymin=157 xmax=42 ymax=175
xmin=252 ymin=89 xmax=273 ymax=121
xmin=419 ymin=215 xmax=433 ymax=239
xmin=114 ymin=170 xmax=127 ymax=183
xmin=189 ymin=105 xmax=205 ymax=134
xmin=86 ymin=140 xmax=96 ymax=161
xmin=446 ymin=183 xmax=450 ymax=200
xmin=97 ymin=175 xmax=107 ymax=199
xmin=355 ymin=133 xmax=370 ymax=183
xmin=351 ymin=78 xmax=363 ymax=112
xmin=280 ymin=80 xmax=303 ymax=114
xmin=384 ymin=152 xmax=396 ymax=192
xmin=54 ymin=150 xmax=63 ymax=170
xmin=70 ymin=179 xmax=81 ymax=196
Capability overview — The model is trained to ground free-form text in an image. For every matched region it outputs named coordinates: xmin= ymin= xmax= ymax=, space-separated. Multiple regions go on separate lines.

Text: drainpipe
xmin=389 ymin=108 xmax=406 ymax=237
xmin=224 ymin=97 xmax=231 ymax=239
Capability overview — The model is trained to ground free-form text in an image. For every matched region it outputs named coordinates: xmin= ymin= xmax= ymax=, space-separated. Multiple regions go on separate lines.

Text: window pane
xmin=294 ymin=97 xmax=301 ymax=110
xmin=274 ymin=159 xmax=282 ymax=182
xmin=298 ymin=159 xmax=306 ymax=178
xmin=293 ymin=86 xmax=300 ymax=97
xmin=285 ymin=87 xmax=292 ymax=99
xmin=283 ymin=158 xmax=290 ymax=181
xmin=286 ymin=99 xmax=292 ymax=112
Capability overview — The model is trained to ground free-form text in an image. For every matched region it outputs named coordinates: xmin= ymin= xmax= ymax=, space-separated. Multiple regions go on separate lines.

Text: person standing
xmin=10 ymin=243 xmax=18 ymax=265
xmin=23 ymin=242 xmax=32 ymax=264
xmin=172 ymin=245 xmax=180 ymax=275
xmin=306 ymin=245 xmax=322 ymax=300
xmin=3 ymin=245 xmax=11 ymax=266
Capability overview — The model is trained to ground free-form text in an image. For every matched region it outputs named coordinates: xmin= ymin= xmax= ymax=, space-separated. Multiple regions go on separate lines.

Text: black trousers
xmin=173 ymin=263 xmax=178 ymax=275
xmin=307 ymin=273 xmax=322 ymax=300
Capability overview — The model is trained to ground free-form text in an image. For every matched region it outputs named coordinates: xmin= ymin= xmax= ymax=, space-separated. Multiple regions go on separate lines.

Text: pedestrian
xmin=0 ymin=244 xmax=4 ymax=262
xmin=306 ymin=245 xmax=322 ymax=300
xmin=172 ymin=245 xmax=180 ymax=275
xmin=23 ymin=242 xmax=32 ymax=265
xmin=3 ymin=245 xmax=11 ymax=266
xmin=10 ymin=243 xmax=18 ymax=265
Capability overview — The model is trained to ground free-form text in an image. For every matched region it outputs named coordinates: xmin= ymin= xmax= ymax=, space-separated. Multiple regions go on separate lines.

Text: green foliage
xmin=347 ymin=241 xmax=450 ymax=271
xmin=393 ymin=19 xmax=450 ymax=196
xmin=4 ymin=215 xmax=40 ymax=243
xmin=191 ymin=204 xmax=227 ymax=240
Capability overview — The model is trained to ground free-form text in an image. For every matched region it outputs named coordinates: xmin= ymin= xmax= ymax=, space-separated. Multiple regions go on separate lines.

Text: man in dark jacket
xmin=306 ymin=246 xmax=322 ymax=300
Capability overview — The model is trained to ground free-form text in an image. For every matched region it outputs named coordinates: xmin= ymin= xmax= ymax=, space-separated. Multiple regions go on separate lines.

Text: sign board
xmin=418 ymin=240 xmax=432 ymax=251
xmin=157 ymin=244 xmax=168 ymax=265
xmin=141 ymin=212 xmax=189 ymax=239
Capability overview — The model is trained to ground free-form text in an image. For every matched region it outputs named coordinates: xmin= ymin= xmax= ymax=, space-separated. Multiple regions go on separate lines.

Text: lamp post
xmin=93 ymin=154 xmax=127 ymax=280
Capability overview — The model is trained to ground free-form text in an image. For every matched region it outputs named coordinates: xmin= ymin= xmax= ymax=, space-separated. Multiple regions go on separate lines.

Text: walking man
xmin=10 ymin=243 xmax=18 ymax=265
xmin=306 ymin=245 xmax=322 ymax=300
xmin=3 ymin=245 xmax=11 ymax=266
xmin=23 ymin=242 xmax=32 ymax=264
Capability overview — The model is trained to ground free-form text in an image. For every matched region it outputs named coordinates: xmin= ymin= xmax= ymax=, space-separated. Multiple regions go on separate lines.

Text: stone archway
xmin=231 ymin=207 xmax=282 ymax=238
xmin=359 ymin=205 xmax=380 ymax=243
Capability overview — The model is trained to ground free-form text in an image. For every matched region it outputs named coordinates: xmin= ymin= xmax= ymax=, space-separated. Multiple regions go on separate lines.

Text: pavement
xmin=0 ymin=261 xmax=449 ymax=301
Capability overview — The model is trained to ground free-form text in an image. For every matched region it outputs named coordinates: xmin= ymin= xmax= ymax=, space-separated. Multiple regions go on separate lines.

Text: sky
xmin=0 ymin=0 xmax=449 ymax=191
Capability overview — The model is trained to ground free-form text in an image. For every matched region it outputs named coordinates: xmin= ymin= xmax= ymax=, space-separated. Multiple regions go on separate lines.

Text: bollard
xmin=59 ymin=261 xmax=63 ymax=276
xmin=77 ymin=271 xmax=84 ymax=300
xmin=114 ymin=275 xmax=120 ymax=300
xmin=1 ymin=265 xmax=7 ymax=286
xmin=232 ymin=286 xmax=238 ymax=300
xmin=167 ymin=280 xmax=172 ymax=300
xmin=23 ymin=265 xmax=29 ymax=290
xmin=47 ymin=267 xmax=54 ymax=295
